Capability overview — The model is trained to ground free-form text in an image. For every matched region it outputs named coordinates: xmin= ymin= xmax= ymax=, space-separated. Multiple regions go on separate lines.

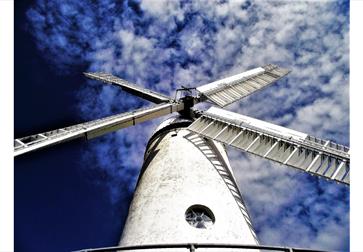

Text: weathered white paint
xmin=120 ymin=124 xmax=257 ymax=250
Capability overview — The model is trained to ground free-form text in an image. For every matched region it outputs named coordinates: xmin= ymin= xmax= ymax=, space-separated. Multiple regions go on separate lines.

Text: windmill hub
xmin=179 ymin=95 xmax=197 ymax=118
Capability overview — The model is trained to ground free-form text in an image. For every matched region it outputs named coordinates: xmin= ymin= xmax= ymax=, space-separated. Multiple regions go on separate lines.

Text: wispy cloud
xmin=26 ymin=0 xmax=349 ymax=250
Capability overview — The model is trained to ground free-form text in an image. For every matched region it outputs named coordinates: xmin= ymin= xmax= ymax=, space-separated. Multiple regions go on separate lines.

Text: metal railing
xmin=74 ymin=243 xmax=330 ymax=252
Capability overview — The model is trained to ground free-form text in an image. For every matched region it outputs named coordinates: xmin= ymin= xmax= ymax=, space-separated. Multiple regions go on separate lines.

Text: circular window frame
xmin=185 ymin=204 xmax=215 ymax=229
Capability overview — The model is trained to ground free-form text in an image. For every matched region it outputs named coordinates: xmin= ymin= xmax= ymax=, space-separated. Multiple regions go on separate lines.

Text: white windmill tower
xmin=14 ymin=64 xmax=349 ymax=252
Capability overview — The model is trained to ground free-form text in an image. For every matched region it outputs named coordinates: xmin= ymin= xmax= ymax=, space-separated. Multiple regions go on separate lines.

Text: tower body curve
xmin=120 ymin=118 xmax=258 ymax=250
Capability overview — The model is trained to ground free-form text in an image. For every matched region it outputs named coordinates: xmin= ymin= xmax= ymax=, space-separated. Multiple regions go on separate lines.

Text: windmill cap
xmin=152 ymin=115 xmax=193 ymax=136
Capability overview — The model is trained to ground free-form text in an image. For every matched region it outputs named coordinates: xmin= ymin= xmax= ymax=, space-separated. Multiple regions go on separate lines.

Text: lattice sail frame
xmin=188 ymin=107 xmax=350 ymax=185
xmin=197 ymin=64 xmax=290 ymax=107
xmin=84 ymin=72 xmax=172 ymax=104
xmin=14 ymin=103 xmax=183 ymax=157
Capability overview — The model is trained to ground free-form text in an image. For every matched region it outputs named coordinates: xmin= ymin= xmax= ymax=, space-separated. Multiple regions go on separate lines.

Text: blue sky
xmin=16 ymin=0 xmax=349 ymax=251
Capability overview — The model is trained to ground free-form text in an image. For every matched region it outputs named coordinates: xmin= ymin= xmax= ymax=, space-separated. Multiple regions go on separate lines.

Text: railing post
xmin=189 ymin=244 xmax=195 ymax=252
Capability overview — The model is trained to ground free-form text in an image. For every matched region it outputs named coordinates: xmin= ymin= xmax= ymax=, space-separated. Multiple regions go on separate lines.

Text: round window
xmin=185 ymin=205 xmax=215 ymax=229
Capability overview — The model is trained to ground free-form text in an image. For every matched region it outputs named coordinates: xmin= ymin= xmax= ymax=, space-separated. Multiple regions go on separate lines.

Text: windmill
xmin=14 ymin=64 xmax=350 ymax=251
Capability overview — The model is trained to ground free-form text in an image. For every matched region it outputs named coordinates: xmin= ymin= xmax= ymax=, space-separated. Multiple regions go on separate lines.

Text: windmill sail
xmin=84 ymin=72 xmax=172 ymax=104
xmin=188 ymin=107 xmax=350 ymax=185
xmin=14 ymin=102 xmax=184 ymax=157
xmin=197 ymin=64 xmax=290 ymax=107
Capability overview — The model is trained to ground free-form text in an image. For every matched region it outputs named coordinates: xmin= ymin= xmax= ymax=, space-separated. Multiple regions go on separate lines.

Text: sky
xmin=14 ymin=0 xmax=349 ymax=251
